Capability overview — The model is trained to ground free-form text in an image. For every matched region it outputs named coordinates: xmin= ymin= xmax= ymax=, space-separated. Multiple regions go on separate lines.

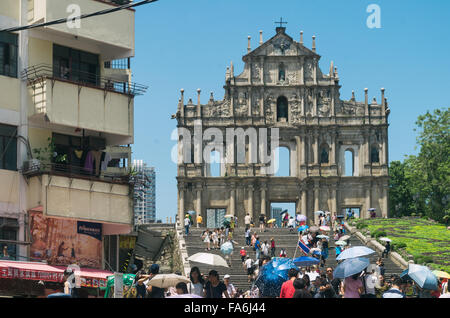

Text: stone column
xmin=248 ymin=87 xmax=252 ymax=117
xmin=196 ymin=183 xmax=202 ymax=219
xmin=300 ymin=133 xmax=306 ymax=165
xmin=248 ymin=185 xmax=254 ymax=220
xmin=313 ymin=130 xmax=319 ymax=165
xmin=363 ymin=129 xmax=370 ymax=168
xmin=260 ymin=185 xmax=267 ymax=215
xmin=331 ymin=130 xmax=337 ymax=165
xmin=382 ymin=185 xmax=388 ymax=218
xmin=300 ymin=56 xmax=304 ymax=85
xmin=230 ymin=87 xmax=235 ymax=117
xmin=313 ymin=58 xmax=317 ymax=85
xmin=365 ymin=185 xmax=371 ymax=219
xmin=178 ymin=183 xmax=185 ymax=224
xmin=314 ymin=184 xmax=320 ymax=212
xmin=260 ymin=89 xmax=265 ymax=117
xmin=295 ymin=136 xmax=301 ymax=177
xmin=331 ymin=186 xmax=337 ymax=214
xmin=301 ymin=189 xmax=307 ymax=215
xmin=230 ymin=184 xmax=236 ymax=216
xmin=313 ymin=88 xmax=318 ymax=116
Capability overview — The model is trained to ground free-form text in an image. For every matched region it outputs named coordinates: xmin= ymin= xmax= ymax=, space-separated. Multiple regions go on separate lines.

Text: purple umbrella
xmin=166 ymin=294 xmax=203 ymax=298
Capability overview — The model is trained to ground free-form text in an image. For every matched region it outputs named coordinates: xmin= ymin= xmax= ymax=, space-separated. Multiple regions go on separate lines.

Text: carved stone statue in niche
xmin=305 ymin=89 xmax=313 ymax=117
xmin=235 ymin=91 xmax=248 ymax=116
xmin=304 ymin=59 xmax=313 ymax=79
xmin=289 ymin=93 xmax=301 ymax=122
xmin=265 ymin=94 xmax=275 ymax=121
xmin=317 ymin=90 xmax=330 ymax=117
xmin=273 ymin=37 xmax=291 ymax=55
xmin=252 ymin=63 xmax=261 ymax=81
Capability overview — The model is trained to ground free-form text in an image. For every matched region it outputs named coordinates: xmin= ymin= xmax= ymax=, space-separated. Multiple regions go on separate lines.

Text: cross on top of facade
xmin=275 ymin=17 xmax=288 ymax=28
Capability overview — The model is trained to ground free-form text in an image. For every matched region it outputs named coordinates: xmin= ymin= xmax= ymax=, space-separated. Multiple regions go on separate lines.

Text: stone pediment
xmin=243 ymin=28 xmax=319 ymax=60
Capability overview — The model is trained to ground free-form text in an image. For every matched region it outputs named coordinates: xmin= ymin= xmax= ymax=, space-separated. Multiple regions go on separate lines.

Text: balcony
xmin=27 ymin=0 xmax=135 ymax=59
xmin=22 ymin=64 xmax=147 ymax=140
xmin=26 ymin=162 xmax=133 ymax=225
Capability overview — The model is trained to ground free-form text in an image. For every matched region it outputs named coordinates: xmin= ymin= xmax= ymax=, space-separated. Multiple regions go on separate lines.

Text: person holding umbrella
xmin=342 ymin=273 xmax=364 ymax=298
xmin=382 ymin=240 xmax=391 ymax=258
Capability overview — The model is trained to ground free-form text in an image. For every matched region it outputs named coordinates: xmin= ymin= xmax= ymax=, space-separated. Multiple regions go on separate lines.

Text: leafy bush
xmin=372 ymin=230 xmax=387 ymax=238
xmin=414 ymin=255 xmax=433 ymax=264
xmin=356 ymin=222 xmax=368 ymax=230
xmin=392 ymin=242 xmax=407 ymax=251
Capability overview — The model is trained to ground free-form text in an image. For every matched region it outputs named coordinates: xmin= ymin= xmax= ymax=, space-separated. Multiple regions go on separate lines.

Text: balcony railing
xmin=21 ymin=64 xmax=147 ymax=96
xmin=22 ymin=162 xmax=131 ymax=185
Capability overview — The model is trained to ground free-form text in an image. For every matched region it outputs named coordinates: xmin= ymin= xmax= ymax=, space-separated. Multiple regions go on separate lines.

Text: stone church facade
xmin=175 ymin=26 xmax=390 ymax=227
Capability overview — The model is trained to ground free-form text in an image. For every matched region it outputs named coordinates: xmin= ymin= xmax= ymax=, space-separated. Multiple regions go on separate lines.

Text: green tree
xmin=412 ymin=108 xmax=450 ymax=222
xmin=390 ymin=108 xmax=449 ymax=222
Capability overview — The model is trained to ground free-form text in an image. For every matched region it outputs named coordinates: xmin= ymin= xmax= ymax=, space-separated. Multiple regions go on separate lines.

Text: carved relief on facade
xmin=252 ymin=63 xmax=261 ymax=82
xmin=252 ymin=91 xmax=261 ymax=116
xmin=235 ymin=91 xmax=248 ymax=116
xmin=286 ymin=70 xmax=297 ymax=84
xmin=304 ymin=59 xmax=313 ymax=80
xmin=317 ymin=90 xmax=331 ymax=117
xmin=305 ymin=88 xmax=313 ymax=117
xmin=264 ymin=94 xmax=275 ymax=122
xmin=289 ymin=93 xmax=302 ymax=123
xmin=203 ymin=100 xmax=231 ymax=117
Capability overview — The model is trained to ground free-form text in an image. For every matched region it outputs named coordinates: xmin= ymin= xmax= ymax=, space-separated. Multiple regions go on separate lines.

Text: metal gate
xmin=206 ymin=208 xmax=226 ymax=229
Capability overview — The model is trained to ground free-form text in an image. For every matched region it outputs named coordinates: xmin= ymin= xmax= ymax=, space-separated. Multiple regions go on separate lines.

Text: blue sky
xmin=130 ymin=0 xmax=450 ymax=221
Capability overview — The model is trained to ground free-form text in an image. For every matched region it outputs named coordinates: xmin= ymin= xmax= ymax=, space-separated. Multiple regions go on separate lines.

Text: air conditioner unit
xmin=22 ymin=159 xmax=41 ymax=175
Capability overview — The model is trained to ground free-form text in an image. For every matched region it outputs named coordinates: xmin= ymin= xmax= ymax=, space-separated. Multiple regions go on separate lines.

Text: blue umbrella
xmin=255 ymin=258 xmax=299 ymax=297
xmin=333 ymin=257 xmax=370 ymax=279
xmin=187 ymin=210 xmax=196 ymax=215
xmin=293 ymin=256 xmax=320 ymax=267
xmin=297 ymin=225 xmax=309 ymax=232
xmin=336 ymin=246 xmax=375 ymax=261
xmin=400 ymin=264 xmax=438 ymax=290
xmin=220 ymin=241 xmax=234 ymax=255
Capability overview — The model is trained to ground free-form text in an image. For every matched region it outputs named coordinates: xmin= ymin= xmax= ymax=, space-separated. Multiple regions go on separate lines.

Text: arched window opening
xmin=274 ymin=146 xmax=290 ymax=177
xmin=371 ymin=145 xmax=380 ymax=163
xmin=320 ymin=145 xmax=329 ymax=164
xmin=344 ymin=149 xmax=354 ymax=176
xmin=278 ymin=63 xmax=286 ymax=82
xmin=277 ymin=96 xmax=288 ymax=122
xmin=209 ymin=150 xmax=221 ymax=177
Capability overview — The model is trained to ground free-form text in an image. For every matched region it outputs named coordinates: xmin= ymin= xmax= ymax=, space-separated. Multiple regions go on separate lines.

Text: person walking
xmin=202 ymin=229 xmax=211 ymax=251
xmin=382 ymin=276 xmax=405 ymax=298
xmin=314 ymin=278 xmax=337 ymax=298
xmin=382 ymin=241 xmax=391 ymax=258
xmin=204 ymin=270 xmax=230 ymax=298
xmin=280 ymin=268 xmax=299 ymax=298
xmin=320 ymin=238 xmax=329 ymax=267
xmin=270 ymin=237 xmax=276 ymax=257
xmin=223 ymin=274 xmax=236 ymax=298
xmin=244 ymin=256 xmax=254 ymax=283
xmin=292 ymin=278 xmax=312 ymax=298
xmin=240 ymin=247 xmax=247 ymax=263
xmin=184 ymin=215 xmax=190 ymax=235
xmin=196 ymin=214 xmax=203 ymax=228
xmin=244 ymin=213 xmax=251 ymax=228
xmin=362 ymin=268 xmax=378 ymax=298
xmin=342 ymin=273 xmax=364 ymax=298
xmin=245 ymin=227 xmax=251 ymax=246
xmin=262 ymin=241 xmax=269 ymax=257
xmin=188 ymin=267 xmax=205 ymax=297
xmin=288 ymin=217 xmax=295 ymax=232
xmin=254 ymin=235 xmax=261 ymax=260
xmin=259 ymin=214 xmax=266 ymax=233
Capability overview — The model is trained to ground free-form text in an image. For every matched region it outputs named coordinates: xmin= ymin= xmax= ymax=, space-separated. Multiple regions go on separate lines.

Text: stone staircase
xmin=183 ymin=226 xmax=402 ymax=292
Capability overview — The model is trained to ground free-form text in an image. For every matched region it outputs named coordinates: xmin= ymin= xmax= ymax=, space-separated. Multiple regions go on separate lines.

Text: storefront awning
xmin=0 ymin=260 xmax=112 ymax=288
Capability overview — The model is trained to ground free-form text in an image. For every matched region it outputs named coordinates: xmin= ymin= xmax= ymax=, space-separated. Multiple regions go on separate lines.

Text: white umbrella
xmin=224 ymin=214 xmax=234 ymax=218
xmin=335 ymin=241 xmax=347 ymax=246
xmin=147 ymin=274 xmax=191 ymax=289
xmin=339 ymin=235 xmax=351 ymax=241
xmin=314 ymin=211 xmax=325 ymax=215
xmin=317 ymin=235 xmax=329 ymax=239
xmin=319 ymin=226 xmax=330 ymax=232
xmin=379 ymin=237 xmax=392 ymax=242
xmin=187 ymin=252 xmax=229 ymax=267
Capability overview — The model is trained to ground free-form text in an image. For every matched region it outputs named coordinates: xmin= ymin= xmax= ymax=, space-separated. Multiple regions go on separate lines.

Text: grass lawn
xmin=351 ymin=217 xmax=450 ymax=273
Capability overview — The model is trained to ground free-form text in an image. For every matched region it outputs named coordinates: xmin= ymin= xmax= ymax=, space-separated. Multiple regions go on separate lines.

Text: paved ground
xmin=184 ymin=225 xmax=402 ymax=291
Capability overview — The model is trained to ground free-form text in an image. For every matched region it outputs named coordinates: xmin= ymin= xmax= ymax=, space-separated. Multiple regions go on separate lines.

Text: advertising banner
xmin=29 ymin=211 xmax=102 ymax=269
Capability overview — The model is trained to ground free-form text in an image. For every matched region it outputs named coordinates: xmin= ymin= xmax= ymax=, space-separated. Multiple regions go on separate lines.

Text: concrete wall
xmin=27 ymin=174 xmax=132 ymax=224
xmin=0 ymin=170 xmax=20 ymax=206
xmin=29 ymin=0 xmax=135 ymax=53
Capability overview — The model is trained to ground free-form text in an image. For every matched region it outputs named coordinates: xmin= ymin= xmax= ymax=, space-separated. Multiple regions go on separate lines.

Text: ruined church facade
xmin=175 ymin=26 xmax=390 ymax=227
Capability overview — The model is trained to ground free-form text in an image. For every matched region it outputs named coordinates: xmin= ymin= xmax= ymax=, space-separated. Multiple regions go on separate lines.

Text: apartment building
xmin=132 ymin=160 xmax=156 ymax=225
xmin=0 ymin=0 xmax=146 ymax=276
